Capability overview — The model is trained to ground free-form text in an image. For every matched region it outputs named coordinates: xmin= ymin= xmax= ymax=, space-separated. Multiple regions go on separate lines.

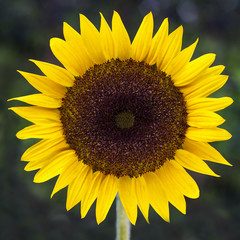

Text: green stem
xmin=116 ymin=195 xmax=131 ymax=240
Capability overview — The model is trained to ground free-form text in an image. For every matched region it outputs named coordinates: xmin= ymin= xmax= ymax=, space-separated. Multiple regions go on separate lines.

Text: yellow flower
xmin=9 ymin=12 xmax=232 ymax=225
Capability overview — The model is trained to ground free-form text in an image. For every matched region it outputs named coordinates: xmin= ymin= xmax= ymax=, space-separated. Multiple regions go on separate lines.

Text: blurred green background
xmin=1 ymin=0 xmax=240 ymax=239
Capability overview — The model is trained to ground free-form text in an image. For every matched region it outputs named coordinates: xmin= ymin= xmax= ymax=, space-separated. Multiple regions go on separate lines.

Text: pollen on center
xmin=115 ymin=111 xmax=135 ymax=129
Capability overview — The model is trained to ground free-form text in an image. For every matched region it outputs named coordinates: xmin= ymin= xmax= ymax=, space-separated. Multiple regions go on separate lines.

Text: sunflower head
xmin=60 ymin=58 xmax=188 ymax=178
xmin=9 ymin=11 xmax=232 ymax=225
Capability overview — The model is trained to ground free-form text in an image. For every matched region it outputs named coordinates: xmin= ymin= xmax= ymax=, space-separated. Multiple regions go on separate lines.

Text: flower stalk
xmin=116 ymin=195 xmax=131 ymax=240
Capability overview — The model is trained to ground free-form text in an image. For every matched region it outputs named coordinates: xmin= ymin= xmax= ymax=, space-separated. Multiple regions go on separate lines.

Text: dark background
xmin=1 ymin=0 xmax=240 ymax=239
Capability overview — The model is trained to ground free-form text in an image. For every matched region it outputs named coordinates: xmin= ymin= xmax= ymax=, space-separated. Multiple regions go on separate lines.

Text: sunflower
xmin=9 ymin=12 xmax=232 ymax=225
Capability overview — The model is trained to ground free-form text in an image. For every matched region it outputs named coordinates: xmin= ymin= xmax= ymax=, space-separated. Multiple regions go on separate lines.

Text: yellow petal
xmin=175 ymin=149 xmax=219 ymax=177
xmin=182 ymin=65 xmax=226 ymax=96
xmin=96 ymin=175 xmax=118 ymax=224
xmin=186 ymin=127 xmax=232 ymax=142
xmin=24 ymin=141 xmax=69 ymax=171
xmin=50 ymin=37 xmax=85 ymax=76
xmin=81 ymin=171 xmax=103 ymax=218
xmin=167 ymin=38 xmax=198 ymax=80
xmin=18 ymin=71 xmax=66 ymax=98
xmin=118 ymin=176 xmax=138 ymax=225
xmin=183 ymin=74 xmax=228 ymax=100
xmin=186 ymin=97 xmax=233 ymax=112
xmin=144 ymin=172 xmax=169 ymax=222
xmin=183 ymin=65 xmax=225 ymax=92
xmin=173 ymin=53 xmax=216 ymax=86
xmin=100 ymin=13 xmax=116 ymax=60
xmin=76 ymin=171 xmax=96 ymax=208
xmin=183 ymin=138 xmax=232 ymax=166
xmin=24 ymin=156 xmax=51 ymax=172
xmin=51 ymin=159 xmax=83 ymax=197
xmin=63 ymin=22 xmax=94 ymax=71
xmin=9 ymin=107 xmax=60 ymax=125
xmin=131 ymin=12 xmax=153 ymax=62
xmin=79 ymin=14 xmax=105 ymax=64
xmin=33 ymin=150 xmax=76 ymax=183
xmin=187 ymin=110 xmax=225 ymax=128
xmin=21 ymin=137 xmax=67 ymax=162
xmin=8 ymin=94 xmax=62 ymax=108
xmin=157 ymin=25 xmax=183 ymax=71
xmin=16 ymin=124 xmax=63 ymax=139
xmin=156 ymin=167 xmax=186 ymax=214
xmin=201 ymin=64 xmax=226 ymax=83
xmin=132 ymin=176 xmax=150 ymax=223
xmin=30 ymin=59 xmax=74 ymax=87
xmin=66 ymin=164 xmax=90 ymax=210
xmin=112 ymin=11 xmax=131 ymax=60
xmin=163 ymin=160 xmax=199 ymax=199
xmin=205 ymin=64 xmax=225 ymax=75
xmin=146 ymin=18 xmax=169 ymax=65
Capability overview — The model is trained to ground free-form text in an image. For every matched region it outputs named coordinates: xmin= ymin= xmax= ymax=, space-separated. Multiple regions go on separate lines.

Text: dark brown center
xmin=60 ymin=59 xmax=188 ymax=178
